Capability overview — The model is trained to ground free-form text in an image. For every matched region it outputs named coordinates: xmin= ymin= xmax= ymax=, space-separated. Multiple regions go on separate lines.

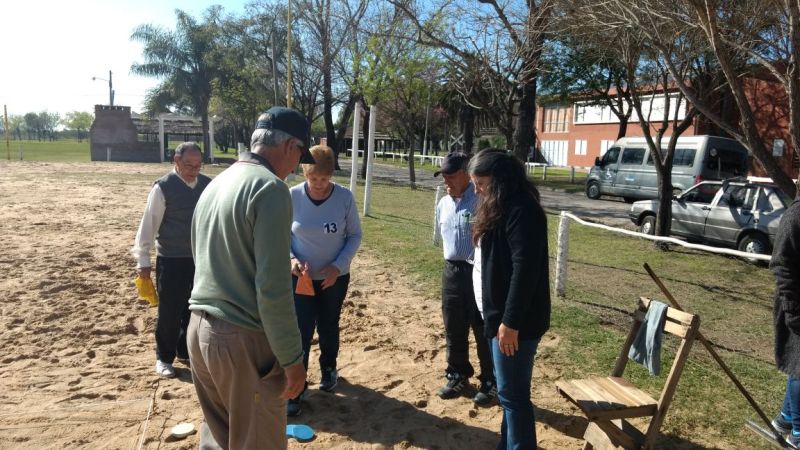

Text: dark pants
xmin=155 ymin=256 xmax=194 ymax=363
xmin=292 ymin=274 xmax=351 ymax=371
xmin=442 ymin=260 xmax=493 ymax=381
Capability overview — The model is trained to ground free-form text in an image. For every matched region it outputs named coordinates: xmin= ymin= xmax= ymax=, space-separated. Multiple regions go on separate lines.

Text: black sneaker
xmin=320 ymin=367 xmax=338 ymax=393
xmin=437 ymin=373 xmax=467 ymax=399
xmin=473 ymin=379 xmax=497 ymax=406
xmin=774 ymin=414 xmax=793 ymax=435
xmin=287 ymin=395 xmax=302 ymax=417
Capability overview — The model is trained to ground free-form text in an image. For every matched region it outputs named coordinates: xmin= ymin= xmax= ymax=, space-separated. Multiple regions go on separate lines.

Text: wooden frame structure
xmin=556 ymin=297 xmax=700 ymax=449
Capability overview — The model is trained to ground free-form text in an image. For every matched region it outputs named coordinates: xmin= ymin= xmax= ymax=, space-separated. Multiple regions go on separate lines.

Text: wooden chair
xmin=555 ymin=297 xmax=700 ymax=450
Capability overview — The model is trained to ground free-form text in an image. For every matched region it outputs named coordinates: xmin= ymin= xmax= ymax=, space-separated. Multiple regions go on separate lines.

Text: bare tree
xmin=583 ymin=0 xmax=797 ymax=197
xmin=295 ymin=0 xmax=368 ymax=153
xmin=563 ymin=1 xmax=723 ymax=236
xmin=388 ymin=0 xmax=556 ymax=160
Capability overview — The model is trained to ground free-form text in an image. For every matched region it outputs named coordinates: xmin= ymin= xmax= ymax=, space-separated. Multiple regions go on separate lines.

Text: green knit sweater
xmin=189 ymin=156 xmax=303 ymax=368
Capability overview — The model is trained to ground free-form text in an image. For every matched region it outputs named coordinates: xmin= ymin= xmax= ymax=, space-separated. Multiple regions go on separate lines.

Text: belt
xmin=445 ymin=259 xmax=473 ymax=267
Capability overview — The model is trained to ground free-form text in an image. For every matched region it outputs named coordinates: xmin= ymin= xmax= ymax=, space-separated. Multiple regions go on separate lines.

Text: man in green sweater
xmin=187 ymin=107 xmax=315 ymax=449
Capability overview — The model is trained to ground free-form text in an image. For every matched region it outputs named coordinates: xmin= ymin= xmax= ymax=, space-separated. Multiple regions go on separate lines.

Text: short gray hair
xmin=251 ymin=128 xmax=300 ymax=148
xmin=175 ymin=141 xmax=201 ymax=158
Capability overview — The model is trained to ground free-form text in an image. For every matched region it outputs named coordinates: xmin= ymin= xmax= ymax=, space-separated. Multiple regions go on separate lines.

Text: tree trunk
xmin=334 ymin=95 xmax=358 ymax=170
xmin=616 ymin=119 xmax=628 ymax=140
xmin=321 ymin=15 xmax=337 ymax=156
xmin=360 ymin=101 xmax=370 ymax=179
xmin=788 ymin=0 xmax=800 ymax=197
xmin=201 ymin=109 xmax=210 ymax=162
xmin=514 ymin=79 xmax=537 ymax=161
xmin=407 ymin=131 xmax=417 ymax=189
xmin=655 ymin=169 xmax=673 ymax=237
xmin=460 ymin=104 xmax=474 ymax=154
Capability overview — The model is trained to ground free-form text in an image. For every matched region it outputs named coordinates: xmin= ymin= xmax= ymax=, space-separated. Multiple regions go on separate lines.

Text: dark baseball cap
xmin=433 ymin=152 xmax=469 ymax=177
xmin=255 ymin=107 xmax=315 ymax=164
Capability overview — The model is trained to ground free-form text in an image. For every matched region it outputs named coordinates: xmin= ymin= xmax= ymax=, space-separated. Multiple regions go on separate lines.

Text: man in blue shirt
xmin=434 ymin=152 xmax=496 ymax=405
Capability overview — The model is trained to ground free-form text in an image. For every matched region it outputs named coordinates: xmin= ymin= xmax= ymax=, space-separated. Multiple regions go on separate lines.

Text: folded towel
xmin=628 ymin=300 xmax=668 ymax=375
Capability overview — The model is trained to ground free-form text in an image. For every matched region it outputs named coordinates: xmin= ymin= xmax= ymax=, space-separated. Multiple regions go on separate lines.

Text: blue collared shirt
xmin=436 ymin=183 xmax=477 ymax=261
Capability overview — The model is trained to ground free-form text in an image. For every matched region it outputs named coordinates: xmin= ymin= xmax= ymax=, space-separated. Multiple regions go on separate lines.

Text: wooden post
xmin=555 ymin=211 xmax=570 ymax=296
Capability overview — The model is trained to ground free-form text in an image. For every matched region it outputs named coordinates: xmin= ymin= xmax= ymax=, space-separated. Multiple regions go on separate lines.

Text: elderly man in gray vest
xmin=132 ymin=142 xmax=211 ymax=378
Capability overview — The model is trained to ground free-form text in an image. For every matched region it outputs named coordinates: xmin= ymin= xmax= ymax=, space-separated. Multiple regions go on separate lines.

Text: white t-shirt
xmin=472 ymin=245 xmax=484 ymax=319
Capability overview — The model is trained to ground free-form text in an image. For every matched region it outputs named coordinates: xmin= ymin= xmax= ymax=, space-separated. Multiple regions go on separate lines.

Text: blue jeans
xmin=781 ymin=375 xmax=800 ymax=433
xmin=490 ymin=336 xmax=540 ymax=450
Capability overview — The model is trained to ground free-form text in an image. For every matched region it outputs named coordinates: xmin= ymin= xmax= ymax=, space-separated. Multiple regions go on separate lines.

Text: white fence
xmin=554 ymin=211 xmax=771 ymax=297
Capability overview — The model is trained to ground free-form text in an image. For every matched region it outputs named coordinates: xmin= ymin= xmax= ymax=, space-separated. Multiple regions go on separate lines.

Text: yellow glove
xmin=135 ymin=275 xmax=159 ymax=307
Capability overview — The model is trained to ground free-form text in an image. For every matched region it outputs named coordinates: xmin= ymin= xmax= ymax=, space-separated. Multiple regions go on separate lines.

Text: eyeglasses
xmin=180 ymin=162 xmax=202 ymax=171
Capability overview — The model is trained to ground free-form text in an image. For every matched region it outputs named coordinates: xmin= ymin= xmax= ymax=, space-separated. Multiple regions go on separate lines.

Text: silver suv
xmin=629 ymin=179 xmax=791 ymax=255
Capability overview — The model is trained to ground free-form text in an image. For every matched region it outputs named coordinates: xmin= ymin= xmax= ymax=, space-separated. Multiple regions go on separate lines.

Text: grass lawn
xmin=2 ymin=139 xmax=92 ymax=162
xmin=336 ymin=174 xmax=782 ymax=449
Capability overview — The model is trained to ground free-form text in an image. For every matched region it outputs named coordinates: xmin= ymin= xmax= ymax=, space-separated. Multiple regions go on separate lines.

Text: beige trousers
xmin=188 ymin=311 xmax=287 ymax=450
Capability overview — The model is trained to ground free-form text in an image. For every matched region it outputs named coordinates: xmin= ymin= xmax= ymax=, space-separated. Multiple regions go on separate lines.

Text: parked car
xmin=587 ymin=135 xmax=749 ymax=202
xmin=629 ymin=179 xmax=791 ymax=255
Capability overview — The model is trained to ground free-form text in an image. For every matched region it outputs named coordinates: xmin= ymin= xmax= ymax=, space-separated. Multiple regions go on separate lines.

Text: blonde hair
xmin=302 ymin=145 xmax=335 ymax=176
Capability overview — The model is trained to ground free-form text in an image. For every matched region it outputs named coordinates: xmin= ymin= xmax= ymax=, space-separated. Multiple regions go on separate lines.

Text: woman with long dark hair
xmin=469 ymin=149 xmax=550 ymax=450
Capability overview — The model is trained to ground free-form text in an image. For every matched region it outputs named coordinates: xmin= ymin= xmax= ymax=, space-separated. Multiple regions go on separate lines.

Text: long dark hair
xmin=469 ymin=149 xmax=540 ymax=245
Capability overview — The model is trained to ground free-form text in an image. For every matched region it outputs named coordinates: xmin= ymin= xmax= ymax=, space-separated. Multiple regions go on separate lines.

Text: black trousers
xmin=442 ymin=260 xmax=493 ymax=381
xmin=292 ymin=274 xmax=351 ymax=371
xmin=155 ymin=256 xmax=195 ymax=363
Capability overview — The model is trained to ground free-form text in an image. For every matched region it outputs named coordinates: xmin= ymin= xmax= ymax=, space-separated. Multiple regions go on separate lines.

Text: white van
xmin=585 ymin=135 xmax=749 ymax=202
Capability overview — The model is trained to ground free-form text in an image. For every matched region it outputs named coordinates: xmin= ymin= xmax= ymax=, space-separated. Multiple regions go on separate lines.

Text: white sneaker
xmin=156 ymin=360 xmax=176 ymax=378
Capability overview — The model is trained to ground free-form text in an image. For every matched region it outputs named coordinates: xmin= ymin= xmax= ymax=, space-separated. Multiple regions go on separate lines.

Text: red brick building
xmin=535 ymin=81 xmax=797 ymax=179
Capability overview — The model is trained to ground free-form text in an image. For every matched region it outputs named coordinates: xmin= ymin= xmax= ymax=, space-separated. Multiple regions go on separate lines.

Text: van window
xmin=602 ymin=147 xmax=620 ymax=165
xmin=645 ymin=147 xmax=695 ymax=166
xmin=673 ymin=148 xmax=696 ymax=167
xmin=620 ymin=148 xmax=645 ymax=165
xmin=706 ymin=148 xmax=747 ymax=176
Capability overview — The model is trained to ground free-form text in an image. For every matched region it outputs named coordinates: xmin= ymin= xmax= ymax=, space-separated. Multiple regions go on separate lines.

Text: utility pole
xmin=286 ymin=0 xmax=293 ymax=108
xmin=271 ymin=30 xmax=279 ymax=106
xmin=4 ymin=105 xmax=9 ymax=161
xmin=108 ymin=70 xmax=114 ymax=106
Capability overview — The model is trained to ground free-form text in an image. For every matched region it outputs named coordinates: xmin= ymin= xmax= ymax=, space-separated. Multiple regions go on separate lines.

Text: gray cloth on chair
xmin=628 ymin=300 xmax=668 ymax=375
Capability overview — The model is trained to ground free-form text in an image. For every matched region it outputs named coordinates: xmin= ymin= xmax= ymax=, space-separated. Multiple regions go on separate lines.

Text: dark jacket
xmin=479 ymin=193 xmax=551 ymax=340
xmin=772 ymin=198 xmax=800 ymax=377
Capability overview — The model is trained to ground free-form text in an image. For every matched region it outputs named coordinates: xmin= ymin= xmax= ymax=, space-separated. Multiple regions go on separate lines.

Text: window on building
xmin=543 ymin=106 xmax=569 ymax=133
xmin=574 ymin=140 xmax=587 ymax=155
xmin=600 ymin=140 xmax=614 ymax=156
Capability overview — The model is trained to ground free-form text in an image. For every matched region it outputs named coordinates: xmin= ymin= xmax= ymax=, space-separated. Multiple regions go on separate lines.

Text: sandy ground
xmin=0 ymin=161 xmax=593 ymax=449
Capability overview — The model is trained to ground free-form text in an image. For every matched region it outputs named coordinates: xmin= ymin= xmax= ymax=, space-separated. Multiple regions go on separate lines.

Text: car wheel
xmin=639 ymin=215 xmax=656 ymax=235
xmin=586 ymin=182 xmax=601 ymax=200
xmin=738 ymin=233 xmax=771 ymax=261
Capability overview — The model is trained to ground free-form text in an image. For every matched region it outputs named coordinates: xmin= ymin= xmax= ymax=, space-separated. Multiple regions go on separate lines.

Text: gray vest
xmin=156 ymin=172 xmax=211 ymax=258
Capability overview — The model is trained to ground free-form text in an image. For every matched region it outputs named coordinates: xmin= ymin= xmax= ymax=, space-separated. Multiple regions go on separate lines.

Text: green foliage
xmin=62 ymin=111 xmax=94 ymax=142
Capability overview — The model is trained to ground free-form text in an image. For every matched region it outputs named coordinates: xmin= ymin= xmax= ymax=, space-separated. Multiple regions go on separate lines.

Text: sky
xmin=1 ymin=0 xmax=250 ymax=119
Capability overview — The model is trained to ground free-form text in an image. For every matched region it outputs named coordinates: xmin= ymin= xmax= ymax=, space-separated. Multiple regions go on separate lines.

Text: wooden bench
xmin=556 ymin=297 xmax=700 ymax=450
